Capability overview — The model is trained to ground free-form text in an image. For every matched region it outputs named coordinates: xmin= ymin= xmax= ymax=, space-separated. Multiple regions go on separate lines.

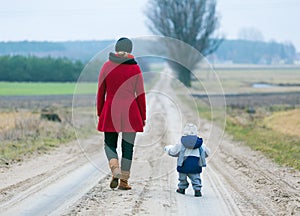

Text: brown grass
xmin=225 ymin=107 xmax=300 ymax=170
xmin=0 ymin=111 xmax=39 ymax=131
xmin=264 ymin=109 xmax=300 ymax=137
xmin=0 ymin=109 xmax=76 ymax=165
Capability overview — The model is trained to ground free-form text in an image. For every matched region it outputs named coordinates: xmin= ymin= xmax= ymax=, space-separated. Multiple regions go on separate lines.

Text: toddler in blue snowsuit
xmin=164 ymin=123 xmax=209 ymax=197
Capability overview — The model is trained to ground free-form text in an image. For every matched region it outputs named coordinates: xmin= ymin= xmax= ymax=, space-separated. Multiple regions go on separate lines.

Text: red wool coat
xmin=97 ymin=53 xmax=146 ymax=132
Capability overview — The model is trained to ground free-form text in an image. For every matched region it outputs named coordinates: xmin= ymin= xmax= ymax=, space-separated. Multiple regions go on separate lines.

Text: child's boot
xmin=176 ymin=188 xmax=185 ymax=194
xmin=194 ymin=190 xmax=202 ymax=197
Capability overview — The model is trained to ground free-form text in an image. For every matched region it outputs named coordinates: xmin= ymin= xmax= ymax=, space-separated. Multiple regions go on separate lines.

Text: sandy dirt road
xmin=0 ymin=69 xmax=299 ymax=215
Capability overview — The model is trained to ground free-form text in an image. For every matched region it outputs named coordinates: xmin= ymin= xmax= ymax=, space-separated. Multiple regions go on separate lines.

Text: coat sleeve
xmin=135 ymin=67 xmax=146 ymax=121
xmin=166 ymin=144 xmax=181 ymax=157
xmin=97 ymin=64 xmax=107 ymax=117
xmin=198 ymin=146 xmax=207 ymax=167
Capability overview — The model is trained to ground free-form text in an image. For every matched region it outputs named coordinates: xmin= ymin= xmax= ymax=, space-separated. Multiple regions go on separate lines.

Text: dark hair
xmin=115 ymin=37 xmax=133 ymax=53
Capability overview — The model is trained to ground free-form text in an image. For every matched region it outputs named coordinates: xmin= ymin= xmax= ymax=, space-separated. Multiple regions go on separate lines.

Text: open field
xmin=192 ymin=66 xmax=300 ymax=170
xmin=0 ymin=79 xmax=99 ymax=163
xmin=264 ymin=109 xmax=300 ymax=137
xmin=214 ymin=67 xmax=300 ymax=85
xmin=0 ymin=64 xmax=162 ymax=96
xmin=193 ymin=66 xmax=300 ymax=94
xmin=0 ymin=82 xmax=97 ymax=96
xmin=0 ymin=94 xmax=92 ymax=109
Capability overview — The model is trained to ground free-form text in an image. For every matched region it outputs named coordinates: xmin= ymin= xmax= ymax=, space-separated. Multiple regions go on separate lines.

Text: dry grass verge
xmin=263 ymin=109 xmax=300 ymax=137
xmin=0 ymin=109 xmax=76 ymax=165
xmin=225 ymin=107 xmax=300 ymax=170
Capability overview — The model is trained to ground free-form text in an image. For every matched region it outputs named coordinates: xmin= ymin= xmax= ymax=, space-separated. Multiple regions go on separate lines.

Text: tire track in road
xmin=155 ymin=70 xmax=242 ymax=216
xmin=130 ymin=89 xmax=177 ymax=215
xmin=212 ymin=144 xmax=300 ymax=216
xmin=0 ymin=139 xmax=108 ymax=216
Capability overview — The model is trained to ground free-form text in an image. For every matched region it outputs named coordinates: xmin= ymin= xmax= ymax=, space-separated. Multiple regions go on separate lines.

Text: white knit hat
xmin=183 ymin=123 xmax=198 ymax=135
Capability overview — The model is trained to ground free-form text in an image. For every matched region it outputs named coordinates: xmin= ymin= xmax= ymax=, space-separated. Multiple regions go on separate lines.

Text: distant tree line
xmin=214 ymin=40 xmax=296 ymax=64
xmin=0 ymin=54 xmax=153 ymax=83
xmin=1 ymin=40 xmax=297 ymax=65
xmin=0 ymin=55 xmax=84 ymax=82
xmin=0 ymin=40 xmax=113 ymax=62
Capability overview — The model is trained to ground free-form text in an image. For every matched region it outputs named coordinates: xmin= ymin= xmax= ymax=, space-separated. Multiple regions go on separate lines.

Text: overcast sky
xmin=1 ymin=0 xmax=299 ymax=51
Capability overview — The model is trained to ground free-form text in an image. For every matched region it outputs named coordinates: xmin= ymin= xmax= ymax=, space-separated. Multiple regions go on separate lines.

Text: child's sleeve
xmin=165 ymin=144 xmax=181 ymax=157
xmin=202 ymin=144 xmax=211 ymax=158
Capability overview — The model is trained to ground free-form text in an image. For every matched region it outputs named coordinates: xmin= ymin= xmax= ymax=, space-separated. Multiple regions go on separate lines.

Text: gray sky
xmin=1 ymin=0 xmax=299 ymax=51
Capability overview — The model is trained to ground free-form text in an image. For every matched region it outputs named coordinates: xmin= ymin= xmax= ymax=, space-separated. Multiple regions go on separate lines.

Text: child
xmin=164 ymin=123 xmax=209 ymax=197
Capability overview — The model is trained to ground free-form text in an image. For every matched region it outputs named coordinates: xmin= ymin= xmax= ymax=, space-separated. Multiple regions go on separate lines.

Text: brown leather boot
xmin=118 ymin=170 xmax=131 ymax=190
xmin=109 ymin=158 xmax=121 ymax=189
xmin=109 ymin=158 xmax=121 ymax=177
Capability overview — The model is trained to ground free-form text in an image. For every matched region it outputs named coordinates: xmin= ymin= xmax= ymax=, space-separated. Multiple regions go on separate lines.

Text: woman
xmin=97 ymin=37 xmax=146 ymax=190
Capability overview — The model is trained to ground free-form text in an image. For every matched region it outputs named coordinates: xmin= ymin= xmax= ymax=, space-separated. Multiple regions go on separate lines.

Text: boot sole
xmin=118 ymin=186 xmax=131 ymax=190
xmin=176 ymin=189 xmax=185 ymax=194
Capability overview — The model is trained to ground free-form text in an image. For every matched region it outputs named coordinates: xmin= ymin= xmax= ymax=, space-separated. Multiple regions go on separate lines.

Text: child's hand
xmin=203 ymin=144 xmax=211 ymax=157
xmin=164 ymin=145 xmax=172 ymax=152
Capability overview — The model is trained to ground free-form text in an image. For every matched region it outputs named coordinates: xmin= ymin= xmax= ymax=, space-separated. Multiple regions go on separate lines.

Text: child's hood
xmin=181 ymin=135 xmax=203 ymax=149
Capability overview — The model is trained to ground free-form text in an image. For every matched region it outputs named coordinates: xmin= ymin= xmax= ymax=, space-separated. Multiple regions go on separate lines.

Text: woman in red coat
xmin=97 ymin=37 xmax=146 ymax=190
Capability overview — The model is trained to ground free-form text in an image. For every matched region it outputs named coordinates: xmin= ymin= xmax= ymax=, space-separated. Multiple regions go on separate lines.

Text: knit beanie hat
xmin=183 ymin=123 xmax=198 ymax=135
xmin=115 ymin=37 xmax=133 ymax=53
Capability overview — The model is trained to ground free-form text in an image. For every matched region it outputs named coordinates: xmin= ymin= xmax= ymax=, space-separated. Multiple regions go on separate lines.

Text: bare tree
xmin=146 ymin=0 xmax=222 ymax=87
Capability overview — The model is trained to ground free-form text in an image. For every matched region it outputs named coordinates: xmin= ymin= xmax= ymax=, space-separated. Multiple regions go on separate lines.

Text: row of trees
xmin=214 ymin=40 xmax=296 ymax=64
xmin=0 ymin=40 xmax=113 ymax=62
xmin=0 ymin=55 xmax=84 ymax=82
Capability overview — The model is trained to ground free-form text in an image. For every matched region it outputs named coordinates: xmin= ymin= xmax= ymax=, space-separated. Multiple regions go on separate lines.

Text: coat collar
xmin=109 ymin=52 xmax=137 ymax=65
